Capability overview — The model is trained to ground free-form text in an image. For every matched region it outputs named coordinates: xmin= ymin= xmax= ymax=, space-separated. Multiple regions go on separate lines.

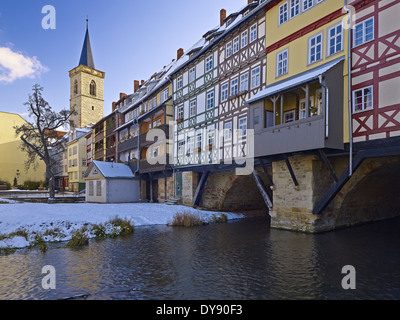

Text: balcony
xmin=248 ymin=58 xmax=344 ymax=158
xmin=118 ymin=137 xmax=139 ymax=152
xmin=94 ymin=131 xmax=104 ymax=143
xmin=140 ymin=124 xmax=169 ymax=147
xmin=94 ymin=149 xmax=104 ymax=161
xmin=106 ymin=146 xmax=116 ymax=158
xmin=139 ymin=159 xmax=169 ymax=174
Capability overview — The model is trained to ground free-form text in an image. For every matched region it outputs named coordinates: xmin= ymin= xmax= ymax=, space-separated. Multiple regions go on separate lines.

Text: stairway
xmin=165 ymin=197 xmax=181 ymax=205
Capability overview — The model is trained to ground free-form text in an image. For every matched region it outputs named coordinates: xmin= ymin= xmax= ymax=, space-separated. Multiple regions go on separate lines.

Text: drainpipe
xmin=167 ymin=75 xmax=176 ymax=199
xmin=344 ymin=0 xmax=353 ymax=176
xmin=319 ymin=75 xmax=329 ymax=139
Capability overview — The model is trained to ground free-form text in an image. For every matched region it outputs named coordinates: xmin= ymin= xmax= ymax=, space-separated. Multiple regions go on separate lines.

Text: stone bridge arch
xmin=327 ymin=156 xmax=400 ymax=229
xmin=199 ymin=169 xmax=269 ymax=213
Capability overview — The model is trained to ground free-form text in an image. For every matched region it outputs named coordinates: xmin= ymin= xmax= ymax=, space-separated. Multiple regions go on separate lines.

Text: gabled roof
xmin=79 ymin=22 xmax=95 ymax=69
xmin=85 ymin=160 xmax=135 ymax=179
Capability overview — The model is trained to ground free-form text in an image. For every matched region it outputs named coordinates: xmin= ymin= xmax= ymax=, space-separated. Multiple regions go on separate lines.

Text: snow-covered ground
xmin=0 ymin=199 xmax=245 ymax=249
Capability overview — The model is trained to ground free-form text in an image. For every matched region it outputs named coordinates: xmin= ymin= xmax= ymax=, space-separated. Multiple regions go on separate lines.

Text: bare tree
xmin=14 ymin=84 xmax=76 ymax=203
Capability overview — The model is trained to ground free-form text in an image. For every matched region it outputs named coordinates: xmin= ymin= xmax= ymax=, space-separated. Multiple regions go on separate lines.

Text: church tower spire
xmin=69 ymin=19 xmax=105 ymax=129
xmin=79 ymin=19 xmax=95 ymax=69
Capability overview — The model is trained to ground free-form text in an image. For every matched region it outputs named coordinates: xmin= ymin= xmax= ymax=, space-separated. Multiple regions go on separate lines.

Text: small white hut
xmin=84 ymin=161 xmax=140 ymax=203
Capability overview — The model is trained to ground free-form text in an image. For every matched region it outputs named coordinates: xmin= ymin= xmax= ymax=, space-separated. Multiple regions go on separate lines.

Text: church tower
xmin=69 ymin=20 xmax=105 ymax=129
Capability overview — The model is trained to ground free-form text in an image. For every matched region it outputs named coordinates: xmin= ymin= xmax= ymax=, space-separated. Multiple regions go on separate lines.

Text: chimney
xmin=119 ymin=92 xmax=127 ymax=100
xmin=220 ymin=9 xmax=226 ymax=27
xmin=248 ymin=0 xmax=253 ymax=4
xmin=141 ymin=80 xmax=145 ymax=85
xmin=177 ymin=48 xmax=184 ymax=60
xmin=112 ymin=102 xmax=117 ymax=112
xmin=134 ymin=80 xmax=139 ymax=93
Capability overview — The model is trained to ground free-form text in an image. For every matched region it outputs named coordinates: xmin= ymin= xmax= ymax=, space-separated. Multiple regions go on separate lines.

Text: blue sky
xmin=0 ymin=0 xmax=246 ymax=120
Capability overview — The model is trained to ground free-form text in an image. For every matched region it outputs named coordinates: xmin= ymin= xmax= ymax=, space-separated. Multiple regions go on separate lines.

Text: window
xmin=284 ymin=110 xmax=296 ymax=123
xmin=302 ymin=0 xmax=313 ymax=11
xmin=89 ymin=181 xmax=94 ymax=196
xmin=205 ymin=55 xmax=213 ymax=72
xmin=96 ymin=181 xmax=101 ymax=197
xmin=74 ymin=80 xmax=78 ymax=95
xmin=90 ymin=80 xmax=96 ymax=96
xmin=224 ymin=122 xmax=232 ymax=141
xmin=226 ymin=42 xmax=232 ymax=58
xmin=276 ymin=49 xmax=288 ymax=77
xmin=74 ymin=172 xmax=78 ymax=179
xmin=177 ymin=76 xmax=183 ymax=90
xmin=221 ymin=83 xmax=229 ymax=102
xmin=161 ymin=88 xmax=169 ymax=103
xmin=353 ymin=86 xmax=373 ymax=113
xmin=189 ymin=100 xmax=197 ymax=117
xmin=149 ymin=99 xmax=153 ymax=110
xmin=239 ymin=117 xmax=247 ymax=137
xmin=92 ymin=106 xmax=95 ymax=111
xmin=178 ymin=141 xmax=185 ymax=156
xmin=206 ymin=91 xmax=214 ymax=110
xmin=73 ymin=146 xmax=77 ymax=155
xmin=251 ymin=67 xmax=261 ymax=89
xmin=327 ymin=23 xmax=343 ymax=56
xmin=153 ymin=97 xmax=157 ymax=107
xmin=157 ymin=119 xmax=162 ymax=127
xmin=196 ymin=133 xmax=202 ymax=150
xmin=250 ymin=24 xmax=257 ymax=42
xmin=177 ymin=105 xmax=184 ymax=120
xmin=233 ymin=37 xmax=239 ymax=54
xmin=82 ymin=159 xmax=87 ymax=166
xmin=290 ymin=0 xmax=300 ymax=18
xmin=230 ymin=78 xmax=238 ymax=96
xmin=189 ymin=67 xmax=196 ymax=83
xmin=241 ymin=31 xmax=248 ymax=48
xmin=69 ymin=148 xmax=71 ymax=156
xmin=353 ymin=18 xmax=374 ymax=47
xmin=240 ymin=73 xmax=249 ymax=92
xmin=73 ymin=159 xmax=77 ymax=167
xmin=187 ymin=136 xmax=194 ymax=154
xmin=308 ymin=32 xmax=323 ymax=64
xmin=279 ymin=2 xmax=288 ymax=25
xmin=207 ymin=131 xmax=215 ymax=146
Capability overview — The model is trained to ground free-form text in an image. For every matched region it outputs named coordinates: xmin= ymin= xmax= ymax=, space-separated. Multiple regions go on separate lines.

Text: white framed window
xmin=73 ymin=146 xmax=77 ymax=155
xmin=177 ymin=105 xmax=184 ymax=120
xmin=250 ymin=24 xmax=257 ymax=42
xmin=221 ymin=83 xmax=229 ymax=102
xmin=308 ymin=32 xmax=323 ymax=64
xmin=251 ymin=66 xmax=261 ymax=89
xmin=233 ymin=36 xmax=239 ymax=54
xmin=153 ymin=96 xmax=157 ymax=107
xmin=284 ymin=110 xmax=296 ymax=123
xmin=290 ymin=0 xmax=300 ymax=18
xmin=226 ymin=42 xmax=232 ymax=58
xmin=187 ymin=136 xmax=194 ymax=154
xmin=353 ymin=17 xmax=374 ymax=47
xmin=205 ymin=55 xmax=213 ymax=72
xmin=178 ymin=141 xmax=185 ymax=156
xmin=230 ymin=78 xmax=238 ymax=96
xmin=177 ymin=75 xmax=183 ymax=90
xmin=353 ymin=86 xmax=373 ymax=113
xmin=240 ymin=73 xmax=249 ymax=92
xmin=196 ymin=133 xmax=202 ymax=150
xmin=82 ymin=159 xmax=87 ymax=166
xmin=279 ymin=2 xmax=288 ymax=25
xmin=189 ymin=67 xmax=196 ymax=83
xmin=161 ymin=88 xmax=169 ymax=103
xmin=149 ymin=99 xmax=153 ymax=110
xmin=302 ymin=0 xmax=313 ymax=11
xmin=224 ymin=122 xmax=232 ymax=141
xmin=206 ymin=91 xmax=214 ymax=110
xmin=241 ymin=30 xmax=248 ymax=48
xmin=88 ymin=181 xmax=94 ymax=197
xmin=239 ymin=117 xmax=247 ymax=137
xmin=189 ymin=100 xmax=197 ymax=117
xmin=327 ymin=23 xmax=343 ymax=56
xmin=276 ymin=48 xmax=289 ymax=77
xmin=207 ymin=131 xmax=215 ymax=146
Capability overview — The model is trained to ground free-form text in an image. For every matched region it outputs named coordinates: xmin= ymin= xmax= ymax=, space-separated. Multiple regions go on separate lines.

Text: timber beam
xmin=192 ymin=171 xmax=210 ymax=207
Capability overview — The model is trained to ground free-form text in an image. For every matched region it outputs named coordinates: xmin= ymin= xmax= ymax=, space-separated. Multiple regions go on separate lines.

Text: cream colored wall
xmin=0 ymin=112 xmax=46 ymax=185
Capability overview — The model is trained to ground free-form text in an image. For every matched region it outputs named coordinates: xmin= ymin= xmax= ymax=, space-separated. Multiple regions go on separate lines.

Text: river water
xmin=0 ymin=216 xmax=399 ymax=300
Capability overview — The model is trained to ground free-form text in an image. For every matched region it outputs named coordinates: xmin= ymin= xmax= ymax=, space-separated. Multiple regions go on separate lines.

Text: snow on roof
xmin=90 ymin=160 xmax=135 ymax=179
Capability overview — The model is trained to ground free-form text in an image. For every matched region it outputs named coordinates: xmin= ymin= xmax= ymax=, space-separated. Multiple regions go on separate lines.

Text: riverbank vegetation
xmin=168 ymin=211 xmax=228 ymax=227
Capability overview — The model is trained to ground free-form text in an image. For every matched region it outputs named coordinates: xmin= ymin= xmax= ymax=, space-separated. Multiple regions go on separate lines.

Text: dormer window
xmin=226 ymin=19 xmax=232 ymax=27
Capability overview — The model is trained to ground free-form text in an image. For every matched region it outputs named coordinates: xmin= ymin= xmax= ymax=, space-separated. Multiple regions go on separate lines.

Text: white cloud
xmin=0 ymin=47 xmax=49 ymax=84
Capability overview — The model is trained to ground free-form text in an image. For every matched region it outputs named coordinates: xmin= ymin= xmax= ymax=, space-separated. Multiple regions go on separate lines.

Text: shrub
xmin=108 ymin=216 xmax=135 ymax=236
xmin=67 ymin=227 xmax=89 ymax=248
xmin=169 ymin=211 xmax=205 ymax=227
xmin=23 ymin=180 xmax=45 ymax=190
xmin=211 ymin=213 xmax=228 ymax=223
xmin=91 ymin=224 xmax=107 ymax=239
xmin=0 ymin=180 xmax=11 ymax=190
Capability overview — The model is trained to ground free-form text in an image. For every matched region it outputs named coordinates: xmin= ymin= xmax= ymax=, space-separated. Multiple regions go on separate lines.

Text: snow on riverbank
xmin=0 ymin=199 xmax=245 ymax=249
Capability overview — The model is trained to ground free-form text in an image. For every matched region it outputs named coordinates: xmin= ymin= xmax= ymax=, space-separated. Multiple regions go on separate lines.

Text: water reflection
xmin=0 ymin=217 xmax=399 ymax=300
